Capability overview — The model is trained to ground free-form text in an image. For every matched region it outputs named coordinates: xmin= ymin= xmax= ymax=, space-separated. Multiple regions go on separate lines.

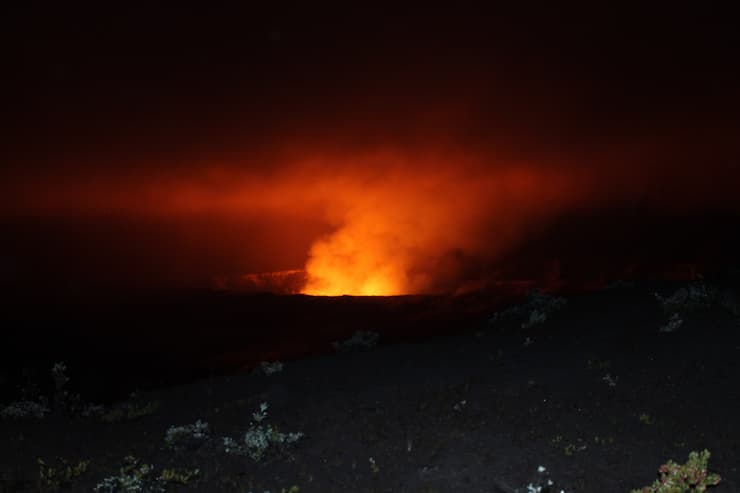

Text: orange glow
xmin=4 ymin=145 xmax=732 ymax=296
xmin=298 ymin=156 xmax=588 ymax=295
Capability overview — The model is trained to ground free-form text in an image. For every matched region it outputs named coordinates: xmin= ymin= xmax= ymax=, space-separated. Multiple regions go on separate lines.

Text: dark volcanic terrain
xmin=1 ymin=276 xmax=739 ymax=492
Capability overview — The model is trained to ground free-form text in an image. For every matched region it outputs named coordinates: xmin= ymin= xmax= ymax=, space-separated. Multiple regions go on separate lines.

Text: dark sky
xmin=6 ymin=5 xmax=737 ymax=157
xmin=3 ymin=5 xmax=739 ymax=296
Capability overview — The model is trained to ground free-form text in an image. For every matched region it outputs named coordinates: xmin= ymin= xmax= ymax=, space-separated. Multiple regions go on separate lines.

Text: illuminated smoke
xmin=299 ymin=155 xmax=589 ymax=295
xmin=2 ymin=145 xmax=736 ymax=295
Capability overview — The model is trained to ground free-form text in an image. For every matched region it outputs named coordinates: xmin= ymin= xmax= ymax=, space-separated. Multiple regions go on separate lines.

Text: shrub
xmin=93 ymin=456 xmax=164 ymax=493
xmin=332 ymin=330 xmax=380 ymax=352
xmin=522 ymin=309 xmax=548 ymax=329
xmin=157 ymin=467 xmax=199 ymax=485
xmin=631 ymin=449 xmax=721 ymax=493
xmin=243 ymin=402 xmax=304 ymax=461
xmin=38 ymin=457 xmax=89 ymax=492
xmin=254 ymin=360 xmax=284 ymax=376
xmin=659 ymin=313 xmax=684 ymax=333
xmin=94 ymin=459 xmax=200 ymax=492
xmin=222 ymin=403 xmax=304 ymax=461
xmin=164 ymin=420 xmax=210 ymax=451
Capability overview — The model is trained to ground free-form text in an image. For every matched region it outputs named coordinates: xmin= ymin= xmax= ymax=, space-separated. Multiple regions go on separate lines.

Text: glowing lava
xmin=298 ymin=156 xmax=588 ymax=296
xmin=302 ymin=223 xmax=409 ymax=296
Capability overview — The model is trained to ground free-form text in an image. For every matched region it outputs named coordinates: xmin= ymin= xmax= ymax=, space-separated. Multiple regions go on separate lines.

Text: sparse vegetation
xmin=654 ymin=281 xmax=718 ymax=315
xmin=95 ymin=458 xmax=200 ymax=492
xmin=157 ymin=467 xmax=200 ymax=485
xmin=255 ymin=360 xmax=284 ymax=375
xmin=38 ymin=457 xmax=90 ymax=492
xmin=659 ymin=312 xmax=684 ymax=333
xmin=488 ymin=289 xmax=567 ymax=328
xmin=332 ymin=330 xmax=380 ymax=352
xmin=101 ymin=400 xmax=160 ymax=423
xmin=161 ymin=403 xmax=304 ymax=463
xmin=164 ymin=419 xmax=210 ymax=451
xmin=0 ymin=399 xmax=49 ymax=419
xmin=1 ymin=283 xmax=736 ymax=491
xmin=93 ymin=456 xmax=164 ymax=493
xmin=0 ymin=362 xmax=131 ymax=421
xmin=602 ymin=373 xmax=618 ymax=387
xmin=653 ymin=280 xmax=740 ymax=331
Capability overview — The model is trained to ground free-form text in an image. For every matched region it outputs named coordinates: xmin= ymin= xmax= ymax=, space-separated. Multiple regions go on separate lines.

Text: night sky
xmin=3 ymin=5 xmax=739 ymax=298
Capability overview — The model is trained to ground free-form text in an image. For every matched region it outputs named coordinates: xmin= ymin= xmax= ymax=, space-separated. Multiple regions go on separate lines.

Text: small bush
xmin=94 ymin=456 xmax=164 ymax=493
xmin=631 ymin=449 xmax=721 ymax=493
xmin=222 ymin=403 xmax=304 ymax=461
xmin=659 ymin=313 xmax=684 ymax=333
xmin=522 ymin=309 xmax=548 ymax=329
xmin=332 ymin=330 xmax=380 ymax=352
xmin=254 ymin=360 xmax=284 ymax=376
xmin=164 ymin=420 xmax=210 ymax=451
xmin=157 ymin=467 xmax=199 ymax=485
xmin=654 ymin=281 xmax=724 ymax=333
xmin=94 ymin=458 xmax=200 ymax=492
xmin=38 ymin=457 xmax=89 ymax=492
